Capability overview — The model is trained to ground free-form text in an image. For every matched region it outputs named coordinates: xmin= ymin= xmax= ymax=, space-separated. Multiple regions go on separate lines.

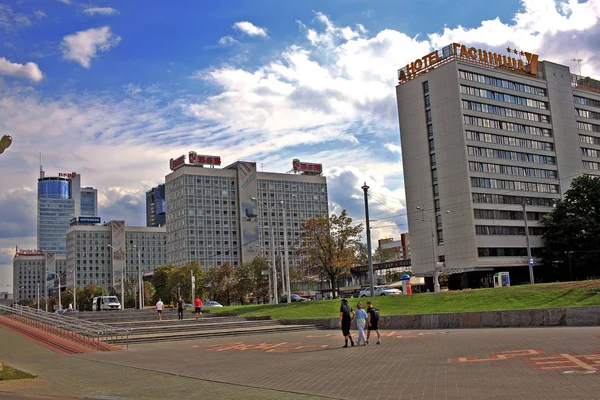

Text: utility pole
xmin=282 ymin=201 xmax=291 ymax=303
xmin=362 ymin=183 xmax=374 ymax=296
xmin=523 ymin=202 xmax=535 ymax=284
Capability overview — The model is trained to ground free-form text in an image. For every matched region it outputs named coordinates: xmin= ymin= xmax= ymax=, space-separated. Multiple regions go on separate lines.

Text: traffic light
xmin=0 ymin=135 xmax=12 ymax=154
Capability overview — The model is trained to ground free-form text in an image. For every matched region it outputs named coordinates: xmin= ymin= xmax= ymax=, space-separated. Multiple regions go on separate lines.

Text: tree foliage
xmin=373 ymin=246 xmax=396 ymax=263
xmin=297 ymin=210 xmax=363 ymax=297
xmin=234 ymin=256 xmax=270 ymax=304
xmin=541 ymin=175 xmax=600 ymax=280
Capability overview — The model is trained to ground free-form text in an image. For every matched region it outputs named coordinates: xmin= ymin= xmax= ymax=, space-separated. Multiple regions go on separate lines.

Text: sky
xmin=1 ymin=0 xmax=599 ymax=291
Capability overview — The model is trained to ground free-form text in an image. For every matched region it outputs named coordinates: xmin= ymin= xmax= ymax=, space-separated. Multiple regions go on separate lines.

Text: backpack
xmin=370 ymin=308 xmax=379 ymax=320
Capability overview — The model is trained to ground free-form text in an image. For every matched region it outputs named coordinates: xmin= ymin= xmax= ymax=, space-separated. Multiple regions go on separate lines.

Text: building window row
xmin=473 ymin=209 xmax=543 ymax=221
xmin=471 ymin=177 xmax=559 ymax=193
xmin=583 ymin=161 xmax=600 ymax=171
xmin=579 ymin=135 xmax=600 ymax=146
xmin=478 ymin=247 xmax=542 ymax=257
xmin=580 ymin=147 xmax=600 ymax=158
xmin=472 ymin=193 xmax=555 ymax=207
xmin=462 ymin=100 xmax=549 ymax=123
xmin=467 ymin=146 xmax=556 ymax=165
xmin=577 ymin=121 xmax=600 ymax=133
xmin=475 ymin=225 xmax=545 ymax=236
xmin=459 ymin=70 xmax=547 ymax=96
xmin=574 ymin=95 xmax=600 ymax=108
xmin=460 ymin=85 xmax=548 ymax=109
xmin=465 ymin=131 xmax=553 ymax=151
xmin=463 ymin=115 xmax=551 ymax=137
xmin=469 ymin=161 xmax=557 ymax=179
xmin=576 ymin=108 xmax=600 ymax=121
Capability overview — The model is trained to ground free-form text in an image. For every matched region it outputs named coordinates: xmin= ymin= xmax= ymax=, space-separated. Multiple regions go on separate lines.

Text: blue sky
xmin=1 ymin=0 xmax=599 ymax=290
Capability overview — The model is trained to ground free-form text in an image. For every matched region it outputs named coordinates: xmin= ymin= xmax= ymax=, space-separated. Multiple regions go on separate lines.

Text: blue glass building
xmin=37 ymin=174 xmax=97 ymax=255
xmin=146 ymin=184 xmax=166 ymax=227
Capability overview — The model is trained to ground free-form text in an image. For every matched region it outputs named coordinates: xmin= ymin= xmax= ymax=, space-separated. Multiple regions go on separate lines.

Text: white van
xmin=92 ymin=296 xmax=122 ymax=311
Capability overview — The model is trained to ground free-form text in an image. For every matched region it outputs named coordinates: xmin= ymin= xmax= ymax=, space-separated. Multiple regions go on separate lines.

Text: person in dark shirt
xmin=366 ymin=301 xmax=381 ymax=345
xmin=339 ymin=299 xmax=355 ymax=348
xmin=177 ymin=296 xmax=185 ymax=320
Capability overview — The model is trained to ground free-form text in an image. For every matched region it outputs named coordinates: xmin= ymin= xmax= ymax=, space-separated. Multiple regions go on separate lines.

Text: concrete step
xmin=109 ymin=324 xmax=322 ymax=344
xmin=106 ymin=316 xmax=248 ymax=328
xmin=122 ymin=320 xmax=282 ymax=335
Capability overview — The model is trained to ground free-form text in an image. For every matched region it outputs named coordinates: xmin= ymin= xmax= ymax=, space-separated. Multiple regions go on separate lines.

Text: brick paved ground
xmin=3 ymin=325 xmax=600 ymax=399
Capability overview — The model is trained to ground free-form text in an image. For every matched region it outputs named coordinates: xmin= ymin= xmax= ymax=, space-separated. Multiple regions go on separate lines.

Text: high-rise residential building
xmin=165 ymin=154 xmax=328 ymax=269
xmin=396 ymin=43 xmax=600 ymax=289
xmin=13 ymin=248 xmax=66 ymax=305
xmin=66 ymin=220 xmax=167 ymax=295
xmin=146 ymin=184 xmax=166 ymax=227
xmin=37 ymin=169 xmax=98 ymax=255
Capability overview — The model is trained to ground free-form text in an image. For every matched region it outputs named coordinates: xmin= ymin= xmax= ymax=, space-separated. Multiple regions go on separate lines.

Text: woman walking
xmin=354 ymin=301 xmax=368 ymax=346
xmin=339 ymin=299 xmax=355 ymax=348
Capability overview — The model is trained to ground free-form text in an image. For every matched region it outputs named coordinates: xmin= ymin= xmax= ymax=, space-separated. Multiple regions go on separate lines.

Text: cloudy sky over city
xmin=1 ymin=0 xmax=599 ymax=289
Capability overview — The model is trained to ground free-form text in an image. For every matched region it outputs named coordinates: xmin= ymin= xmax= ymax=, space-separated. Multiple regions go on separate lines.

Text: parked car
xmin=204 ymin=301 xmax=223 ymax=308
xmin=54 ymin=308 xmax=78 ymax=314
xmin=184 ymin=303 xmax=194 ymax=310
xmin=279 ymin=294 xmax=308 ymax=303
xmin=359 ymin=285 xmax=402 ymax=297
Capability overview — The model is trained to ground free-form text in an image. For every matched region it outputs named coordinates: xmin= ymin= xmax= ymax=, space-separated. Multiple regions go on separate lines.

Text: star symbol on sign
xmin=520 ymin=50 xmax=525 ymax=56
xmin=513 ymin=49 xmax=518 ymax=54
xmin=507 ymin=47 xmax=512 ymax=53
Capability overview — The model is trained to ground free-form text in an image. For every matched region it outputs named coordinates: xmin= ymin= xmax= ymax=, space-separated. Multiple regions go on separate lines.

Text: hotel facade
xmin=396 ymin=43 xmax=600 ymax=288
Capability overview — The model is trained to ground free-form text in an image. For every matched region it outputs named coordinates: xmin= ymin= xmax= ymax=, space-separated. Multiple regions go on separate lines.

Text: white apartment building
xmin=13 ymin=249 xmax=66 ymax=305
xmin=396 ymin=43 xmax=600 ymax=289
xmin=165 ymin=155 xmax=328 ymax=269
xmin=65 ymin=220 xmax=166 ymax=294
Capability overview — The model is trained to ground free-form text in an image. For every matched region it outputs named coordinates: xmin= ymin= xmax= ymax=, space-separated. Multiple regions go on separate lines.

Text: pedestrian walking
xmin=354 ymin=301 xmax=368 ymax=345
xmin=156 ymin=298 xmax=164 ymax=321
xmin=68 ymin=303 xmax=73 ymax=312
xmin=177 ymin=296 xmax=185 ymax=320
xmin=194 ymin=295 xmax=203 ymax=319
xmin=366 ymin=300 xmax=381 ymax=345
xmin=339 ymin=298 xmax=355 ymax=348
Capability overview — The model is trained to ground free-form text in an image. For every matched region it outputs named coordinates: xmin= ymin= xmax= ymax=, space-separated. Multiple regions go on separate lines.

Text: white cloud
xmin=0 ymin=4 xmax=45 ymax=32
xmin=384 ymin=143 xmax=401 ymax=154
xmin=0 ymin=57 xmax=43 ymax=82
xmin=61 ymin=26 xmax=121 ymax=68
xmin=218 ymin=35 xmax=239 ymax=46
xmin=83 ymin=7 xmax=119 ymax=16
xmin=233 ymin=21 xmax=268 ymax=37
xmin=57 ymin=0 xmax=71 ymax=4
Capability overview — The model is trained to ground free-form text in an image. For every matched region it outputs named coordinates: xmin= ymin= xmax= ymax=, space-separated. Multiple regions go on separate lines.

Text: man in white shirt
xmin=156 ymin=298 xmax=164 ymax=321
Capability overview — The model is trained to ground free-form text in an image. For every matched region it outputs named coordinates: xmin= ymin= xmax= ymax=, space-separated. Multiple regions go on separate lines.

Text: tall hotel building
xmin=37 ymin=169 xmax=98 ymax=255
xmin=396 ymin=43 xmax=600 ymax=288
xmin=165 ymin=154 xmax=328 ymax=269
xmin=146 ymin=184 xmax=166 ymax=227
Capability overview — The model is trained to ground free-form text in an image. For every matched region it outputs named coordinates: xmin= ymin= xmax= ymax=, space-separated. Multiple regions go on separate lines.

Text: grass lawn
xmin=0 ymin=365 xmax=36 ymax=381
xmin=211 ymin=280 xmax=600 ymax=320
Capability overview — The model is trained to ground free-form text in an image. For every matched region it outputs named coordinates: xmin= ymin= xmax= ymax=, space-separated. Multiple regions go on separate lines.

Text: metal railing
xmin=0 ymin=304 xmax=129 ymax=350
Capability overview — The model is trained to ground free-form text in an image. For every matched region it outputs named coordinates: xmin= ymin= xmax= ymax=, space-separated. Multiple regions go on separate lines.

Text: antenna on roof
xmin=39 ymin=153 xmax=44 ymax=179
xmin=572 ymin=51 xmax=583 ymax=76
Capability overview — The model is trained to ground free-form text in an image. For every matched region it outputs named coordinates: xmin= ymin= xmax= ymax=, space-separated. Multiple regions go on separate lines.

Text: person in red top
xmin=194 ymin=296 xmax=203 ymax=319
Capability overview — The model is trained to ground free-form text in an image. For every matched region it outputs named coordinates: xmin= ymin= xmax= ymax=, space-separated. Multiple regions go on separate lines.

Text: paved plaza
xmin=2 ymin=325 xmax=600 ymax=399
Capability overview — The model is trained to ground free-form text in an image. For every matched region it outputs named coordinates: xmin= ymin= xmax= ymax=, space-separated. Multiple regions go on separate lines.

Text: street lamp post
xmin=252 ymin=197 xmax=278 ymax=304
xmin=133 ymin=245 xmax=143 ymax=309
xmin=416 ymin=206 xmax=449 ymax=293
xmin=280 ymin=201 xmax=291 ymax=304
xmin=72 ymin=269 xmax=77 ymax=311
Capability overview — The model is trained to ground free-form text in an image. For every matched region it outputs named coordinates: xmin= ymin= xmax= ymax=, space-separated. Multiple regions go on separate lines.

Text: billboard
xmin=237 ymin=162 xmax=259 ymax=264
xmin=70 ymin=216 xmax=102 ymax=226
xmin=110 ymin=220 xmax=126 ymax=288
xmin=292 ymin=159 xmax=323 ymax=175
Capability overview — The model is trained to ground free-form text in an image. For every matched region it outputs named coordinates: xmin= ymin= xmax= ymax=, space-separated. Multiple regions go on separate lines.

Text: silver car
xmin=359 ymin=285 xmax=402 ymax=297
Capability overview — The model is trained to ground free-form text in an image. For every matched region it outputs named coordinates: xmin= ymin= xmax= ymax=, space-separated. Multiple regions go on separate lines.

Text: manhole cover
xmin=563 ymin=370 xmax=597 ymax=375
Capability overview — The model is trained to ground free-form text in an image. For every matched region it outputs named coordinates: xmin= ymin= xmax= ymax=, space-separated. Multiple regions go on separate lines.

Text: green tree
xmin=204 ymin=266 xmax=224 ymax=304
xmin=234 ymin=256 xmax=270 ymax=304
xmin=355 ymin=242 xmax=369 ymax=265
xmin=373 ymin=246 xmax=396 ymax=262
xmin=167 ymin=261 xmax=205 ymax=303
xmin=78 ymin=284 xmax=105 ymax=311
xmin=541 ymin=175 xmax=600 ymax=280
xmin=151 ymin=265 xmax=175 ymax=303
xmin=297 ymin=210 xmax=364 ymax=298
xmin=143 ymin=281 xmax=155 ymax=307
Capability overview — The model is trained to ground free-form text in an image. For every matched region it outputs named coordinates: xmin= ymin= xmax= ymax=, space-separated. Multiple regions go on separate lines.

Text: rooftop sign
xmin=398 ymin=43 xmax=539 ymax=83
xmin=58 ymin=172 xmax=76 ymax=179
xmin=292 ymin=159 xmax=322 ymax=175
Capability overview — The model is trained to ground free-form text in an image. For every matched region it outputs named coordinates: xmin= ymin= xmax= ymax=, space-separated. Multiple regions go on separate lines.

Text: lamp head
xmin=416 ymin=206 xmax=422 ymax=210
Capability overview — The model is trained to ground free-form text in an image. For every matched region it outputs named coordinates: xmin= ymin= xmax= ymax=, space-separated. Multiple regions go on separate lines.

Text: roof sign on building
xmin=188 ymin=152 xmax=221 ymax=167
xmin=169 ymin=154 xmax=186 ymax=171
xmin=292 ymin=159 xmax=323 ymax=176
xmin=398 ymin=43 xmax=539 ymax=83
xmin=58 ymin=172 xmax=77 ymax=179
